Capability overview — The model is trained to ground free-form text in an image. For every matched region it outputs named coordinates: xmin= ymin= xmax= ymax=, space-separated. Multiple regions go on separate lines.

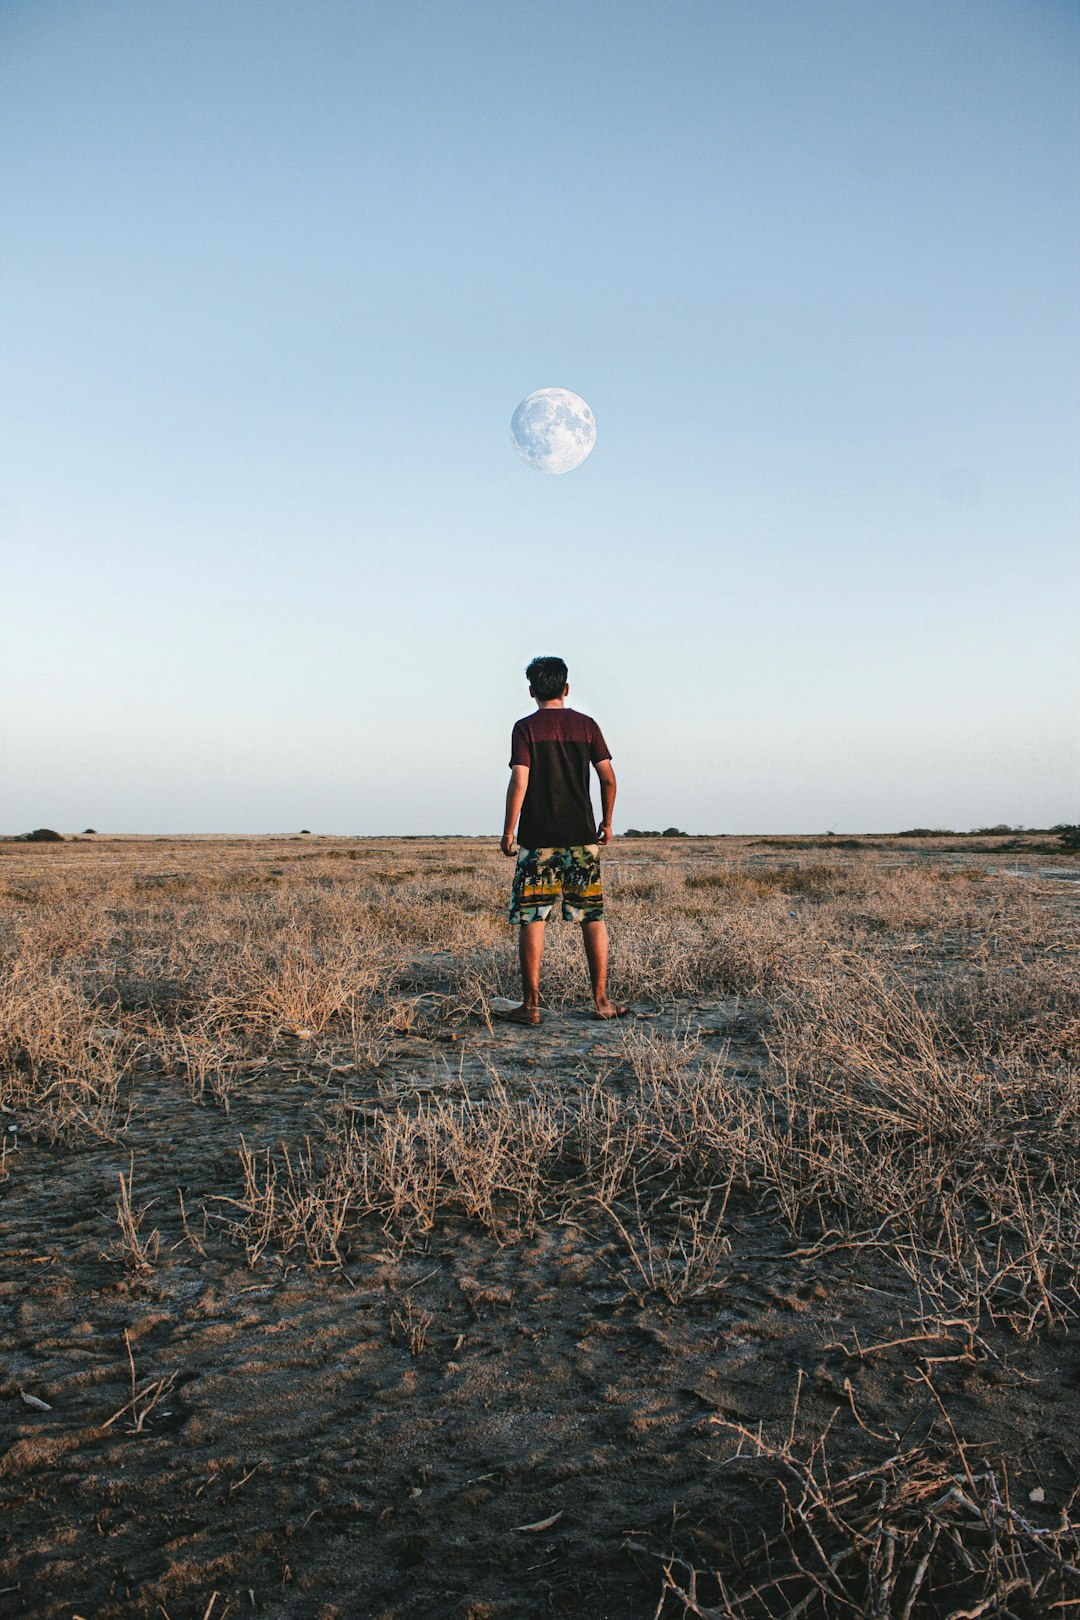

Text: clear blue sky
xmin=2 ymin=0 xmax=1077 ymax=834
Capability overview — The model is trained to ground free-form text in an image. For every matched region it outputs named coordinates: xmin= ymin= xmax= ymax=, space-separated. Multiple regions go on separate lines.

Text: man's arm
xmin=501 ymin=764 xmax=529 ymax=856
xmin=595 ymin=759 xmax=616 ymax=846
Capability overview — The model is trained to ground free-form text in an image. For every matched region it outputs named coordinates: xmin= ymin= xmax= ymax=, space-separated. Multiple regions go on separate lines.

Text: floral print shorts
xmin=509 ymin=845 xmax=604 ymax=924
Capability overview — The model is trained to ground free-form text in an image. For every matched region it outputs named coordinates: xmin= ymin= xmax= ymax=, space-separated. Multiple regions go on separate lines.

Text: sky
xmin=1 ymin=0 xmax=1078 ymax=835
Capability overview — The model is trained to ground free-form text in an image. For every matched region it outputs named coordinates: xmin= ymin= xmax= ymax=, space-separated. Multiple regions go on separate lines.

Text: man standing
xmin=497 ymin=655 xmax=627 ymax=1024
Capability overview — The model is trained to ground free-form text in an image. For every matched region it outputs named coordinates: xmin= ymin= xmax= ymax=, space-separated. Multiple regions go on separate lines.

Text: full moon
xmin=511 ymin=387 xmax=596 ymax=475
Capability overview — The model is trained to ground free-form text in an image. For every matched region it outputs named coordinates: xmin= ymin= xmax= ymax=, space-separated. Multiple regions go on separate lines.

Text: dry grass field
xmin=1 ymin=833 xmax=1078 ymax=1619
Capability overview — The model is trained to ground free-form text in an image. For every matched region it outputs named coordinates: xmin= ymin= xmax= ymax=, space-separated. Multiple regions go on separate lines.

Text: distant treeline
xmin=620 ymin=826 xmax=1080 ymax=850
xmin=5 ymin=825 xmax=1079 ymax=850
xmin=623 ymin=827 xmax=688 ymax=838
xmin=897 ymin=825 xmax=1079 ymax=846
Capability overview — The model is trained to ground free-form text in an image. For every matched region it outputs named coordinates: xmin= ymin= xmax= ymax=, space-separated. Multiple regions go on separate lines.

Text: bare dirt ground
xmin=1 ymin=834 xmax=1078 ymax=1618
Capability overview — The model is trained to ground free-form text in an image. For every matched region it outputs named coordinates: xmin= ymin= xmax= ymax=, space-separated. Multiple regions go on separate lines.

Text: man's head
xmin=526 ymin=655 xmax=569 ymax=703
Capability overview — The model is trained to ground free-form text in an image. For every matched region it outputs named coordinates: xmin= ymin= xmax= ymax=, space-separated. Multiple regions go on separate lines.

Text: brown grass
xmin=1 ymin=832 xmax=1077 ymax=1616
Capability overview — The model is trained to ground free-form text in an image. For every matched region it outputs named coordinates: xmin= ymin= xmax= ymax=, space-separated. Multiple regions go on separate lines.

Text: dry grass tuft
xmin=110 ymin=1158 xmax=160 ymax=1271
xmin=657 ymin=1378 xmax=1080 ymax=1618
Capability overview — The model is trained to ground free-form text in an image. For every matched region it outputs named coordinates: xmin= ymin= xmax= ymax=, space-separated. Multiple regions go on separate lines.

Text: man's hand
xmin=594 ymin=761 xmax=616 ymax=845
xmin=502 ymin=766 xmax=529 ymax=859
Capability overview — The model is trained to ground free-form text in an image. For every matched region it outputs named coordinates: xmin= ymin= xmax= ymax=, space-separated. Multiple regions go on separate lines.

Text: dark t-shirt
xmin=510 ymin=708 xmax=611 ymax=849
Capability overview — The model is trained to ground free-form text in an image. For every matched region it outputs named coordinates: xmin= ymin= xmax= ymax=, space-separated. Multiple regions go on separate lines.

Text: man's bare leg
xmin=581 ymin=920 xmax=628 ymax=1019
xmin=494 ymin=920 xmax=544 ymax=1025
xmin=519 ymin=920 xmax=545 ymax=1010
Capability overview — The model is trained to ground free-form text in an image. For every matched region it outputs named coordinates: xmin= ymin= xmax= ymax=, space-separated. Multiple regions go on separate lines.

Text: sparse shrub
xmin=686 ymin=863 xmax=847 ymax=899
xmin=666 ymin=1407 xmax=1080 ymax=1619
xmin=1052 ymin=823 xmax=1080 ymax=850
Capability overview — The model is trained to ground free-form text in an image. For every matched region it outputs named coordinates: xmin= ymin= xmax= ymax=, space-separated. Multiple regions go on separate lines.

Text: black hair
xmin=526 ymin=655 xmax=569 ymax=702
